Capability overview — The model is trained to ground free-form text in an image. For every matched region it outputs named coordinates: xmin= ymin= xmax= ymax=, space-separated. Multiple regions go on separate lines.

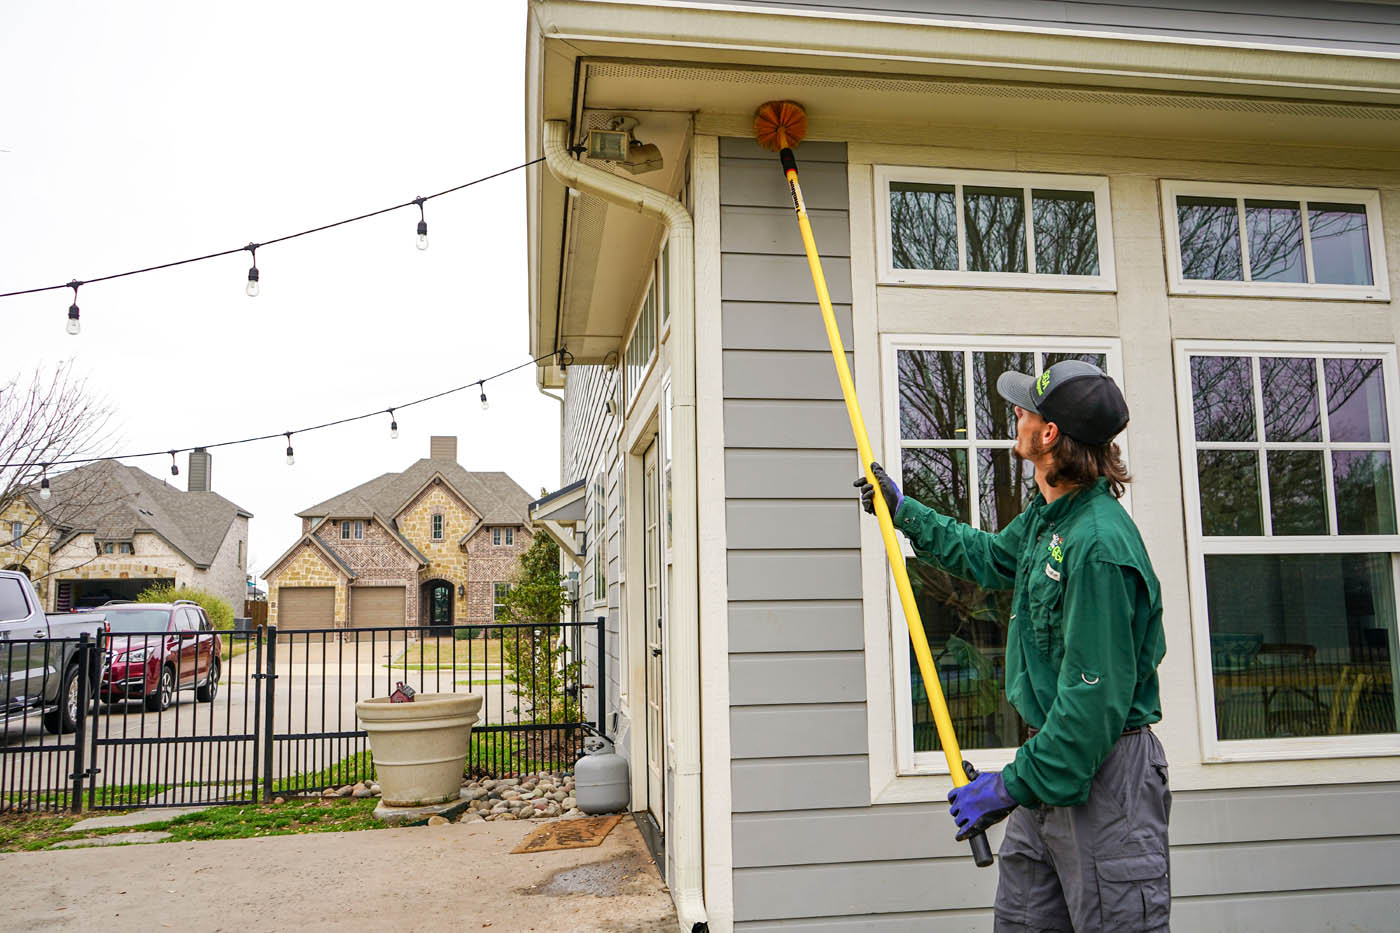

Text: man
xmin=855 ymin=360 xmax=1170 ymax=932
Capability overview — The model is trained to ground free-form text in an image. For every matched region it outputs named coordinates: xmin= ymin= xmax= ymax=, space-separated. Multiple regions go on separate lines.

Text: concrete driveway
xmin=0 ymin=815 xmax=676 ymax=932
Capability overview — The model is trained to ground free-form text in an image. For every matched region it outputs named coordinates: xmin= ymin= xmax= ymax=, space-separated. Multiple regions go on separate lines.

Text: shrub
xmin=136 ymin=583 xmax=235 ymax=630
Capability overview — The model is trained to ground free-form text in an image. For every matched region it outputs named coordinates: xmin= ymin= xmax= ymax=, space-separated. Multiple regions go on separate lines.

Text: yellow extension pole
xmin=778 ymin=156 xmax=971 ymax=788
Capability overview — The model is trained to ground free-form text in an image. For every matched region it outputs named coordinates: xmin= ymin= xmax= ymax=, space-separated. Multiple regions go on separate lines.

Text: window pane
xmin=1177 ymin=196 xmax=1242 ymax=281
xmin=890 ymin=182 xmax=957 ymax=271
xmin=1267 ymin=450 xmax=1328 ymax=535
xmin=964 ymin=186 xmax=1026 ymax=273
xmin=1198 ymin=450 xmax=1262 ymax=536
xmin=898 ymin=350 xmax=966 ymax=440
xmin=1244 ymin=199 xmax=1305 ymax=283
xmin=1191 ymin=355 xmax=1256 ymax=442
xmin=1260 ymin=357 xmax=1321 ymax=442
xmin=972 ymin=351 xmax=1032 ymax=442
xmin=1031 ymin=189 xmax=1099 ymax=275
xmin=978 ymin=449 xmax=1036 ymax=532
xmin=1042 ymin=352 xmax=1106 ymax=372
xmin=1309 ymin=203 xmax=1373 ymax=286
xmin=1205 ymin=553 xmax=1398 ymax=740
xmin=1325 ymin=358 xmax=1388 ymax=443
xmin=901 ymin=448 xmax=970 ymax=525
xmin=1333 ymin=451 xmax=1397 ymax=535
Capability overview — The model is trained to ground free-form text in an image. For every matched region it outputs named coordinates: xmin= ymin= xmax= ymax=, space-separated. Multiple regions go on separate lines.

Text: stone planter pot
xmin=356 ymin=692 xmax=483 ymax=807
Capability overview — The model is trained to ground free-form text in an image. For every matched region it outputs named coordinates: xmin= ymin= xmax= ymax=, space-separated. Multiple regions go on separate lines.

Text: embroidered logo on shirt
xmin=1047 ymin=532 xmax=1064 ymax=564
xmin=1044 ymin=563 xmax=1061 ymax=582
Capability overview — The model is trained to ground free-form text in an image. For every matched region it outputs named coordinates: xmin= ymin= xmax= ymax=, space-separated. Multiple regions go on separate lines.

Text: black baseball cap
xmin=996 ymin=360 xmax=1129 ymax=445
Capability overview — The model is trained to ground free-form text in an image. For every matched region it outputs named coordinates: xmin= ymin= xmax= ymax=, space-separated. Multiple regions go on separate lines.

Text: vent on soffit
xmin=586 ymin=62 xmax=1400 ymax=122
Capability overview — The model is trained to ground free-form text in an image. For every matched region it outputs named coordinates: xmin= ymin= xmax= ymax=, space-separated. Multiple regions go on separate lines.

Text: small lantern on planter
xmin=389 ymin=681 xmax=416 ymax=704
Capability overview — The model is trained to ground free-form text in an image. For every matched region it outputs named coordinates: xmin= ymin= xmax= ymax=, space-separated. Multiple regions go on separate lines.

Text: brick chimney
xmin=187 ymin=448 xmax=212 ymax=492
xmin=429 ymin=436 xmax=457 ymax=461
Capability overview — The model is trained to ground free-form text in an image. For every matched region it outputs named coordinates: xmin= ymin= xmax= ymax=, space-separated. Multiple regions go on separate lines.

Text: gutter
xmin=543 ymin=120 xmax=706 ymax=933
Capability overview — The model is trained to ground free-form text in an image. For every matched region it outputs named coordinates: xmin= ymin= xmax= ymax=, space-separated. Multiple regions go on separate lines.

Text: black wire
xmin=0 ymin=156 xmax=547 ymax=300
xmin=0 ymin=349 xmax=567 ymax=469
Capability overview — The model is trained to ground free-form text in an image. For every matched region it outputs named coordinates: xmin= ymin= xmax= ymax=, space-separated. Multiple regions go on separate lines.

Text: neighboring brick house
xmin=262 ymin=436 xmax=534 ymax=632
xmin=0 ymin=450 xmax=251 ymax=611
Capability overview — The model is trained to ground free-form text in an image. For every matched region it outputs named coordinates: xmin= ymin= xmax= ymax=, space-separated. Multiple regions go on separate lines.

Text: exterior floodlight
xmin=586 ymin=129 xmax=629 ymax=162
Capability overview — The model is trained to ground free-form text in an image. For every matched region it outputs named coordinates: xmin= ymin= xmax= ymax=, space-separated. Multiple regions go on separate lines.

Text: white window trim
xmin=880 ymin=333 xmax=1128 ymax=777
xmin=624 ymin=269 xmax=660 ymax=417
xmin=10 ymin=521 xmax=21 ymax=549
xmin=492 ymin=527 xmax=501 ymax=546
xmin=1175 ymin=339 xmax=1400 ymax=762
xmin=875 ymin=166 xmax=1117 ymax=292
xmin=1161 ymin=180 xmax=1389 ymax=301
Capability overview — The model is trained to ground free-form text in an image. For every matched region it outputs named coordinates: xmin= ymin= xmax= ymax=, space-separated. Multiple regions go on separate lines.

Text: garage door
xmin=277 ymin=586 xmax=335 ymax=631
xmin=350 ymin=587 xmax=405 ymax=628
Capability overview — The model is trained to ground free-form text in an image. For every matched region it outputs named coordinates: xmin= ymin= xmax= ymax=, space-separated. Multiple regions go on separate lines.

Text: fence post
xmin=261 ymin=625 xmax=278 ymax=802
xmin=250 ymin=627 xmax=263 ymax=804
xmin=596 ymin=616 xmax=606 ymax=736
xmin=70 ymin=632 xmax=91 ymax=813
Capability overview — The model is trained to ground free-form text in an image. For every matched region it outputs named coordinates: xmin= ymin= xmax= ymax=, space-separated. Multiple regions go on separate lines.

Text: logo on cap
xmin=1035 ymin=371 xmax=1051 ymax=398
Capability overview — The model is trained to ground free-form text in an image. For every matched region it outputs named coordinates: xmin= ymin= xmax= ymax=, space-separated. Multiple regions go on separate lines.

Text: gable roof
xmin=32 ymin=460 xmax=251 ymax=570
xmin=296 ymin=458 xmax=533 ymax=529
xmin=263 ymin=529 xmax=357 ymax=581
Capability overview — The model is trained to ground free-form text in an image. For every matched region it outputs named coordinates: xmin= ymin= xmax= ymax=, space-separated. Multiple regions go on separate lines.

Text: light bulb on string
xmin=414 ymin=197 xmax=429 ymax=251
xmin=65 ymin=281 xmax=82 ymax=335
xmin=39 ymin=465 xmax=51 ymax=501
xmin=388 ymin=409 xmax=399 ymax=439
xmin=169 ymin=451 xmax=179 ymax=477
xmin=285 ymin=432 xmax=295 ymax=466
xmin=245 ymin=243 xmax=260 ymax=297
xmin=479 ymin=383 xmax=489 ymax=411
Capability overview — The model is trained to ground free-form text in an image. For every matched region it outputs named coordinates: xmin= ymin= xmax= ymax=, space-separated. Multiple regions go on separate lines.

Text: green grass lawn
xmin=385 ymin=637 xmax=505 ymax=672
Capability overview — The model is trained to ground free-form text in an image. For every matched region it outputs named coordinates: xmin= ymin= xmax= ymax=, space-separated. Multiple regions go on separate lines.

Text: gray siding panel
xmin=723 ymin=350 xmax=852 ymax=400
xmin=730 ymin=704 xmax=870 ymax=759
xmin=725 ymin=401 xmax=857 ymax=450
xmin=721 ymin=302 xmax=853 ymax=353
xmin=731 ymin=756 xmax=871 ymax=813
xmin=727 ymin=550 xmax=863 ymax=601
xmin=720 ymin=159 xmax=851 ymax=210
xmin=729 ymin=652 xmax=867 ymax=705
xmin=720 ymin=137 xmax=851 ymax=162
xmin=722 ymin=206 xmax=851 ymax=257
xmin=728 ymin=600 xmax=866 ymax=653
xmin=725 ymin=450 xmax=857 ymax=499
xmin=733 ymin=859 xmax=995 ymax=921
xmin=726 ymin=500 xmax=860 ymax=550
xmin=722 ymin=254 xmax=852 ymax=303
xmin=1170 ymin=783 xmax=1400 ymax=845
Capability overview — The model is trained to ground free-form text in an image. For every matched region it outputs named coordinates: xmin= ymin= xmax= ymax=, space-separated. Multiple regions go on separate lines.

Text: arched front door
xmin=421 ymin=579 xmax=454 ymax=634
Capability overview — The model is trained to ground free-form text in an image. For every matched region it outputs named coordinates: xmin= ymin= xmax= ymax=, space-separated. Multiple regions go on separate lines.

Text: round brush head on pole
xmin=753 ymin=100 xmax=808 ymax=153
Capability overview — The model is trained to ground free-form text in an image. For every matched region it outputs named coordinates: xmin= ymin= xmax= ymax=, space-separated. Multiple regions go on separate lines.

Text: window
xmin=432 ymin=515 xmax=443 ymax=540
xmin=494 ymin=582 xmax=511 ymax=621
xmin=492 ymin=527 xmax=501 ymax=546
xmin=119 ymin=543 xmax=133 ymax=555
xmin=341 ymin=522 xmax=350 ymax=539
xmin=659 ymin=239 xmax=671 ymax=330
xmin=1162 ymin=181 xmax=1389 ymax=300
xmin=1176 ymin=342 xmax=1400 ymax=759
xmin=103 ymin=542 xmax=114 ymax=554
xmin=10 ymin=521 xmax=21 ymax=549
xmin=625 ymin=263 xmax=660 ymax=410
xmin=882 ymin=336 xmax=1124 ymax=773
xmin=354 ymin=520 xmax=364 ymax=539
xmin=593 ymin=476 xmax=607 ymax=603
xmin=877 ymin=167 xmax=1115 ymax=291
xmin=504 ymin=527 xmax=514 ymax=546
xmin=0 ymin=576 xmax=30 ymax=622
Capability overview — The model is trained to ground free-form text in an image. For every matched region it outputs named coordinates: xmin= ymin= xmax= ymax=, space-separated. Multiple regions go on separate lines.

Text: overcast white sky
xmin=1 ymin=1 xmax=560 ymax=583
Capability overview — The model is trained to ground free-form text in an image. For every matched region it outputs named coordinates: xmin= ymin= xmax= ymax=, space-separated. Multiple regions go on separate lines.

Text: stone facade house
xmin=0 ymin=450 xmax=251 ymax=611
xmin=262 ymin=436 xmax=534 ymax=632
xmin=523 ymin=2 xmax=1400 ymax=929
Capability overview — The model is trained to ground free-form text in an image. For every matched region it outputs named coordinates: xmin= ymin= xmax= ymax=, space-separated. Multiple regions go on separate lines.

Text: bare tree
xmin=0 ymin=362 xmax=117 ymax=578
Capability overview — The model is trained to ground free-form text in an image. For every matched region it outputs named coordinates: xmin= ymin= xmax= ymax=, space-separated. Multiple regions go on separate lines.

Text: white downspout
xmin=543 ymin=120 xmax=706 ymax=933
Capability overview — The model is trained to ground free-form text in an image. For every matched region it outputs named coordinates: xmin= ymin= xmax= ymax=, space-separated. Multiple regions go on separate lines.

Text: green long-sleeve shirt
xmin=894 ymin=477 xmax=1165 ymax=808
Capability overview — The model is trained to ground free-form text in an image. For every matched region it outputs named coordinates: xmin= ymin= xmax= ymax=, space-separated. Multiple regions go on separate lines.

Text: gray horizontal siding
xmin=722 ymin=350 xmax=852 ymax=400
xmin=731 ymin=756 xmax=872 ymax=813
xmin=722 ymin=254 xmax=852 ymax=303
xmin=722 ymin=302 xmax=853 ymax=353
xmin=725 ymin=401 xmax=858 ymax=450
xmin=715 ymin=0 xmax=1400 ymax=53
xmin=730 ymin=704 xmax=869 ymax=759
xmin=725 ymin=450 xmax=858 ymax=499
xmin=728 ymin=600 xmax=866 ymax=654
xmin=729 ymin=652 xmax=867 ymax=705
xmin=727 ymin=550 xmax=863 ymax=601
xmin=726 ymin=500 xmax=859 ymax=549
xmin=722 ymin=206 xmax=852 ymax=257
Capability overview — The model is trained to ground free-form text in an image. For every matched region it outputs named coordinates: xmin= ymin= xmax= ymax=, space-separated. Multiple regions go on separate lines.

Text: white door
xmin=643 ymin=439 xmax=665 ymax=830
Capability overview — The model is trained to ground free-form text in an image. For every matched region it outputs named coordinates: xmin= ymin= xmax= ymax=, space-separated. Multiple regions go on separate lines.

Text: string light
xmin=1 ymin=349 xmax=561 ymax=473
xmin=284 ymin=433 xmax=295 ymax=466
xmin=66 ymin=281 xmax=82 ymax=335
xmin=39 ymin=465 xmax=51 ymax=501
xmin=414 ymin=197 xmax=429 ymax=251
xmin=245 ymin=244 xmax=260 ymax=297
xmin=388 ymin=409 xmax=399 ymax=439
xmin=479 ymin=382 xmax=489 ymax=411
xmin=1 ymin=156 xmax=546 ymax=305
xmin=169 ymin=451 xmax=179 ymax=477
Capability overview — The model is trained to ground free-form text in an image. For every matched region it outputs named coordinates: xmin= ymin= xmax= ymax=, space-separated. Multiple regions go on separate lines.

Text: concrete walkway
xmin=0 ymin=816 xmax=676 ymax=932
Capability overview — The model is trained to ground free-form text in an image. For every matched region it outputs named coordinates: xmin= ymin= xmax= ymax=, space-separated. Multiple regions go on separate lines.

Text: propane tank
xmin=574 ymin=733 xmax=629 ymax=814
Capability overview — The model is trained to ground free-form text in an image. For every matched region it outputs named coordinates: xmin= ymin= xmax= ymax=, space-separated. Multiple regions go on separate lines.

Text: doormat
xmin=510 ymin=814 xmax=623 ymax=854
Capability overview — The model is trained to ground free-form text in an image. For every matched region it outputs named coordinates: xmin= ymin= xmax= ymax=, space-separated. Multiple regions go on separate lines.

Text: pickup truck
xmin=0 ymin=569 xmax=105 ymax=734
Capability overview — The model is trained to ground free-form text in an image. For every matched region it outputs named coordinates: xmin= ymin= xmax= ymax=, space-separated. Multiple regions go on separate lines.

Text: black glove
xmin=852 ymin=461 xmax=903 ymax=517
xmin=947 ymin=761 xmax=1018 ymax=841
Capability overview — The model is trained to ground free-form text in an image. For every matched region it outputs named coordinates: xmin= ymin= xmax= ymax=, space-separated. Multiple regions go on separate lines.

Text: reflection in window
xmin=890 ymin=182 xmax=956 ymax=271
xmin=1325 ymin=358 xmax=1388 ymax=443
xmin=1206 ymin=553 xmax=1397 ymax=740
xmin=964 ymin=186 xmax=1026 ymax=273
xmin=1032 ymin=189 xmax=1099 ymax=275
xmin=1197 ymin=450 xmax=1262 ymax=536
xmin=1310 ymin=203 xmax=1373 ymax=285
xmin=1191 ymin=355 xmax=1256 ymax=442
xmin=1262 ymin=357 xmax=1320 ymax=442
xmin=899 ymin=350 xmax=964 ymax=440
xmin=1244 ymin=200 xmax=1305 ymax=283
xmin=1178 ymin=197 xmax=1242 ymax=280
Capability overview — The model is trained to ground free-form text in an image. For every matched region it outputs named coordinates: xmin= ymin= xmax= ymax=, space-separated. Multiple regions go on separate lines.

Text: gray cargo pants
xmin=993 ymin=728 xmax=1171 ymax=932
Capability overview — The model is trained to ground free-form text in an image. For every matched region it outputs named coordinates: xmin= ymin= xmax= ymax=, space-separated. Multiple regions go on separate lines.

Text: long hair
xmin=1041 ymin=433 xmax=1131 ymax=499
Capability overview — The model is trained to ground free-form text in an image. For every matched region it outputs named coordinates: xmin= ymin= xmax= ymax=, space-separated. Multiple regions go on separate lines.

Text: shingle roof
xmin=33 ymin=461 xmax=252 ymax=569
xmin=296 ymin=457 xmax=533 ymax=530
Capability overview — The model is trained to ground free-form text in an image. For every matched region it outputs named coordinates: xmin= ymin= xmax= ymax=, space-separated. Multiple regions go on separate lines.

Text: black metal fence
xmin=0 ymin=619 xmax=603 ymax=812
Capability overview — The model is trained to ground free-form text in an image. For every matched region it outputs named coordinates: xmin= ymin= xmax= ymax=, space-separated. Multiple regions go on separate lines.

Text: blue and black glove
xmin=947 ymin=761 xmax=1018 ymax=842
xmin=852 ymin=461 xmax=903 ymax=517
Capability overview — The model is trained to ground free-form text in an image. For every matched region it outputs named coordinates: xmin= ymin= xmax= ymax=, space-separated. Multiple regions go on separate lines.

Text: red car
xmin=99 ymin=601 xmax=222 ymax=711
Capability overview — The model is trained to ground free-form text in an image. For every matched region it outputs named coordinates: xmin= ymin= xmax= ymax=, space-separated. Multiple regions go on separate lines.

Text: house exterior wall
xmin=267 ymin=544 xmax=347 ymax=628
xmin=716 ymin=0 xmax=1400 ymax=53
xmin=314 ymin=519 xmax=419 ymax=625
xmin=713 ymin=119 xmax=1400 ymax=929
xmin=201 ymin=514 xmax=248 ymax=611
xmin=48 ymin=532 xmax=198 ymax=606
xmin=0 ymin=498 xmax=51 ymax=604
xmin=397 ymin=484 xmax=480 ymax=625
xmin=462 ymin=525 xmax=534 ymax=626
